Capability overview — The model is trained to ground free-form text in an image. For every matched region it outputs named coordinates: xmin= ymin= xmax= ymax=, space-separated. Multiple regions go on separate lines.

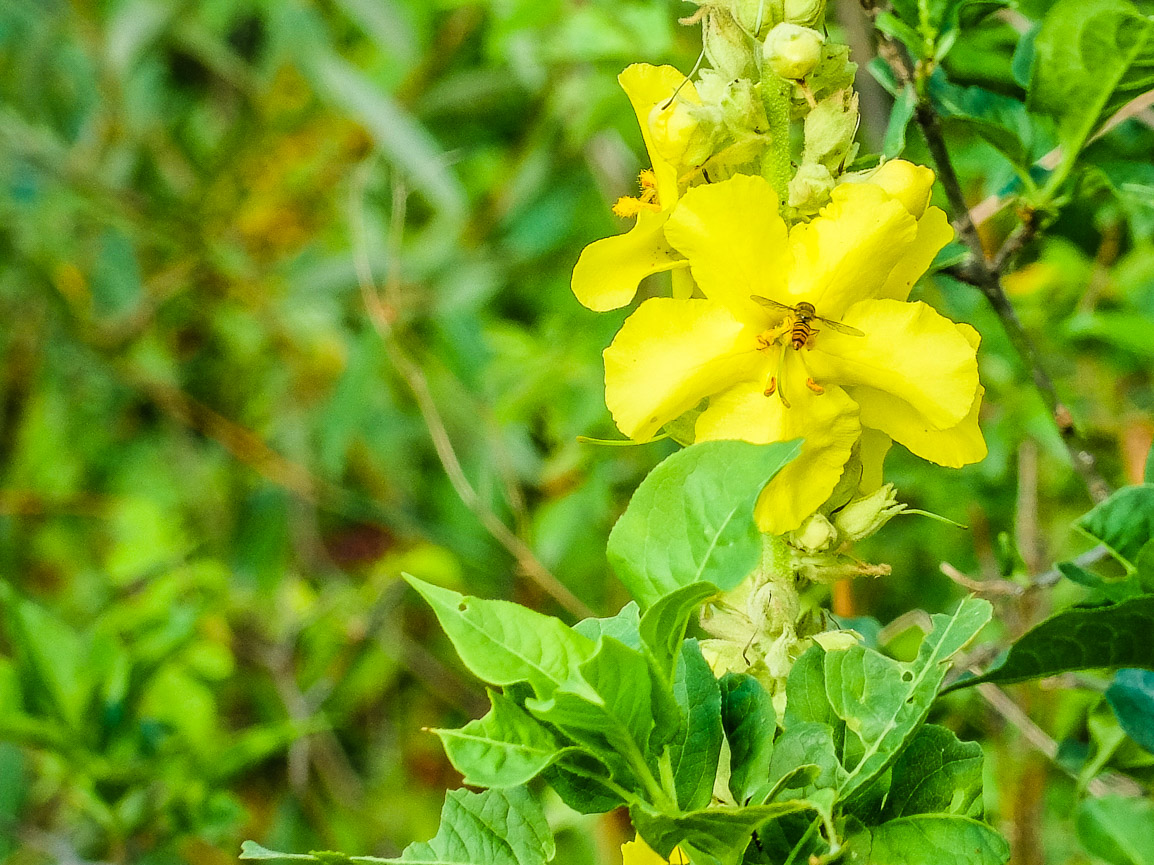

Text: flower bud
xmin=704 ymin=7 xmax=755 ymax=79
xmin=789 ymin=511 xmax=837 ymax=552
xmin=833 ymin=484 xmax=906 ymax=542
xmin=813 ymin=630 xmax=860 ymax=652
xmin=764 ymin=23 xmax=824 ymax=80
xmin=730 ymin=0 xmax=784 ymax=38
xmin=787 ymin=162 xmax=835 ymax=215
xmin=647 ymin=98 xmax=703 ymax=167
xmin=783 ymin=0 xmax=826 ymax=28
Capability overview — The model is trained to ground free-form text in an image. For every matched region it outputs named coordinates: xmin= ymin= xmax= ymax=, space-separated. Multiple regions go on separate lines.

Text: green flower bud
xmin=730 ymin=0 xmax=784 ymax=38
xmin=790 ymin=511 xmax=837 ymax=552
xmin=833 ymin=484 xmax=906 ymax=542
xmin=802 ymin=89 xmax=860 ymax=172
xmin=704 ymin=7 xmax=755 ymax=79
xmin=764 ymin=22 xmax=824 ymax=80
xmin=783 ymin=0 xmax=826 ymax=28
xmin=787 ymin=162 xmax=835 ymax=215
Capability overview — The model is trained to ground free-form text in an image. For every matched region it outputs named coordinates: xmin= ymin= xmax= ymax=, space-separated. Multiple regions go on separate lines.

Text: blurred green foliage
xmin=0 ymin=0 xmax=1152 ymax=863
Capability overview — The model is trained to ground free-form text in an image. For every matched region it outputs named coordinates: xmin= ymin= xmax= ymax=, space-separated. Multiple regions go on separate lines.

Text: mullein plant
xmin=245 ymin=2 xmax=1014 ymax=864
xmin=572 ymin=0 xmax=983 ymax=705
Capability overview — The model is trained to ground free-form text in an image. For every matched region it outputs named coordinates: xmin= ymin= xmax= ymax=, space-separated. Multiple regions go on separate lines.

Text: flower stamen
xmin=805 ymin=377 xmax=824 ymax=394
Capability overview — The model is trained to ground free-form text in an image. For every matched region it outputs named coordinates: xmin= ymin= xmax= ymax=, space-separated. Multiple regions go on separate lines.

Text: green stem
xmin=758 ymin=74 xmax=793 ymax=203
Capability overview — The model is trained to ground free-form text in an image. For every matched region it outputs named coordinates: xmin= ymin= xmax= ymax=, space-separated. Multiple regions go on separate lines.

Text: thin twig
xmin=348 ymin=160 xmax=592 ymax=619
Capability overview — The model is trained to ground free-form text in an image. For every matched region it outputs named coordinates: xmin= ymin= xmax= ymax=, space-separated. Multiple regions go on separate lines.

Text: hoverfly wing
xmin=750 ymin=295 xmax=793 ymax=312
xmin=817 ymin=317 xmax=865 ymax=338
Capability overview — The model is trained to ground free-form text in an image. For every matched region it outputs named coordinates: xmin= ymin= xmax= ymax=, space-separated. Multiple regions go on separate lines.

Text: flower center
xmin=611 ymin=169 xmax=662 ymax=218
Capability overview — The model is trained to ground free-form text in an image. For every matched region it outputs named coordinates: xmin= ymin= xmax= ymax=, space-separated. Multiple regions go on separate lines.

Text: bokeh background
xmin=1 ymin=1 xmax=1152 ymax=863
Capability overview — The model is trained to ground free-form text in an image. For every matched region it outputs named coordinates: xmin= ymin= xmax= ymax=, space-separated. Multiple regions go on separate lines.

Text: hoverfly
xmin=749 ymin=295 xmax=865 ymax=407
xmin=750 ymin=296 xmax=865 ymax=350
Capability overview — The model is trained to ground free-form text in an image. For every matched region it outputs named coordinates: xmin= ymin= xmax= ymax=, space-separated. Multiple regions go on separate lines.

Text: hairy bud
xmin=764 ymin=22 xmax=824 ymax=80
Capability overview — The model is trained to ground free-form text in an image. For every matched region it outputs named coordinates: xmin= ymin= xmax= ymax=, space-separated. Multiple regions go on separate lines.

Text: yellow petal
xmin=695 ymin=352 xmax=861 ymax=534
xmin=877 ymin=205 xmax=953 ymax=302
xmin=858 ymin=426 xmax=892 ymax=494
xmin=604 ymin=298 xmax=759 ymax=440
xmin=622 ymin=835 xmax=688 ymax=865
xmin=853 ymin=385 xmax=987 ymax=467
xmin=572 ymin=209 xmax=681 ymax=311
xmin=869 ymin=159 xmax=936 ymax=218
xmin=619 ymin=64 xmax=700 ymax=206
xmin=806 ymin=299 xmax=979 ymax=430
xmin=663 ymin=174 xmax=791 ymax=324
xmin=786 ymin=183 xmax=918 ymax=318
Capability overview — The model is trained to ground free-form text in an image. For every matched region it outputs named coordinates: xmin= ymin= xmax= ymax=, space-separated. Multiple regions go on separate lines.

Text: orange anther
xmin=805 ymin=377 xmax=824 ymax=394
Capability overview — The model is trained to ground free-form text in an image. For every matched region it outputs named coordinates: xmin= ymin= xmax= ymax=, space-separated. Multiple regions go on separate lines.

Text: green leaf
xmin=720 ymin=672 xmax=776 ymax=804
xmin=527 ymin=637 xmax=657 ymax=791
xmin=629 ymin=800 xmax=814 ymax=865
xmin=883 ymin=84 xmax=917 ymax=158
xmin=832 ymin=598 xmax=992 ymax=800
xmin=1058 ymin=561 xmax=1141 ymax=604
xmin=931 ymin=76 xmax=1048 ymax=170
xmin=1028 ymin=0 xmax=1154 ymax=190
xmin=542 ymin=754 xmax=625 ymax=815
xmin=394 ymin=786 xmax=555 ymax=865
xmin=575 ymin=603 xmax=643 ymax=650
xmin=881 ymin=725 xmax=983 ymax=819
xmin=1077 ymin=485 xmax=1154 ymax=569
xmin=0 ymin=583 xmax=93 ymax=732
xmin=435 ymin=691 xmax=568 ymax=788
xmin=1076 ymin=795 xmax=1154 ymax=865
xmin=640 ymin=583 xmax=719 ymax=683
xmin=1106 ymin=669 xmax=1154 ymax=754
xmin=405 ymin=576 xmax=593 ymax=697
xmin=240 ymin=841 xmax=317 ymax=861
xmin=946 ymin=595 xmax=1154 ymax=690
xmin=243 ymin=787 xmax=559 ymax=865
xmin=846 ymin=815 xmax=1009 ymax=865
xmin=606 ymin=440 xmax=800 ymax=608
xmin=1146 ymin=442 xmax=1154 ymax=483
xmin=669 ymin=640 xmax=723 ymax=811
xmin=783 ymin=644 xmax=839 ymax=729
xmin=767 ymin=722 xmax=846 ymax=796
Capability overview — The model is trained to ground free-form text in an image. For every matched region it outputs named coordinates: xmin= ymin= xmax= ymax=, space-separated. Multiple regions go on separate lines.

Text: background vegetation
xmin=1 ymin=1 xmax=1152 ymax=863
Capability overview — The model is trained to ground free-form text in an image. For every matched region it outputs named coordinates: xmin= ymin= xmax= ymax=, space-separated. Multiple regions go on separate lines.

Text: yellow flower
xmin=622 ymin=834 xmax=689 ymax=865
xmin=571 ymin=64 xmax=702 ymax=312
xmin=602 ymin=161 xmax=985 ymax=534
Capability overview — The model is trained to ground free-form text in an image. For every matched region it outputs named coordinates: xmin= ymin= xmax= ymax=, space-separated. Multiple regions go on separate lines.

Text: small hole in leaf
xmin=458 ymin=601 xmax=469 ymax=612
xmin=901 ymin=671 xmax=913 ymax=683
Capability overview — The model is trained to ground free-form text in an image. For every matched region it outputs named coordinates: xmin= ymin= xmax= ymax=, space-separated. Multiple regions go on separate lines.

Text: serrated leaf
xmin=720 ymin=672 xmax=776 ymax=804
xmin=881 ymin=724 xmax=983 ymax=819
xmin=435 ymin=691 xmax=567 ymax=788
xmin=405 ymin=576 xmax=593 ymax=697
xmin=607 ymin=440 xmax=800 ymax=608
xmin=527 ymin=636 xmax=656 ymax=790
xmin=845 ymin=815 xmax=1009 ymax=865
xmin=668 ymin=640 xmax=723 ymax=811
xmin=1077 ymin=485 xmax=1154 ymax=569
xmin=833 ymin=597 xmax=992 ymax=800
xmin=640 ymin=583 xmax=719 ymax=682
xmin=394 ymin=786 xmax=555 ymax=865
xmin=629 ymin=800 xmax=814 ymax=865
xmin=1028 ymin=0 xmax=1154 ymax=185
xmin=576 ymin=602 xmax=643 ymax=650
xmin=946 ymin=595 xmax=1154 ymax=691
xmin=1076 ymin=795 xmax=1154 ymax=865
xmin=1106 ymin=669 xmax=1154 ymax=754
